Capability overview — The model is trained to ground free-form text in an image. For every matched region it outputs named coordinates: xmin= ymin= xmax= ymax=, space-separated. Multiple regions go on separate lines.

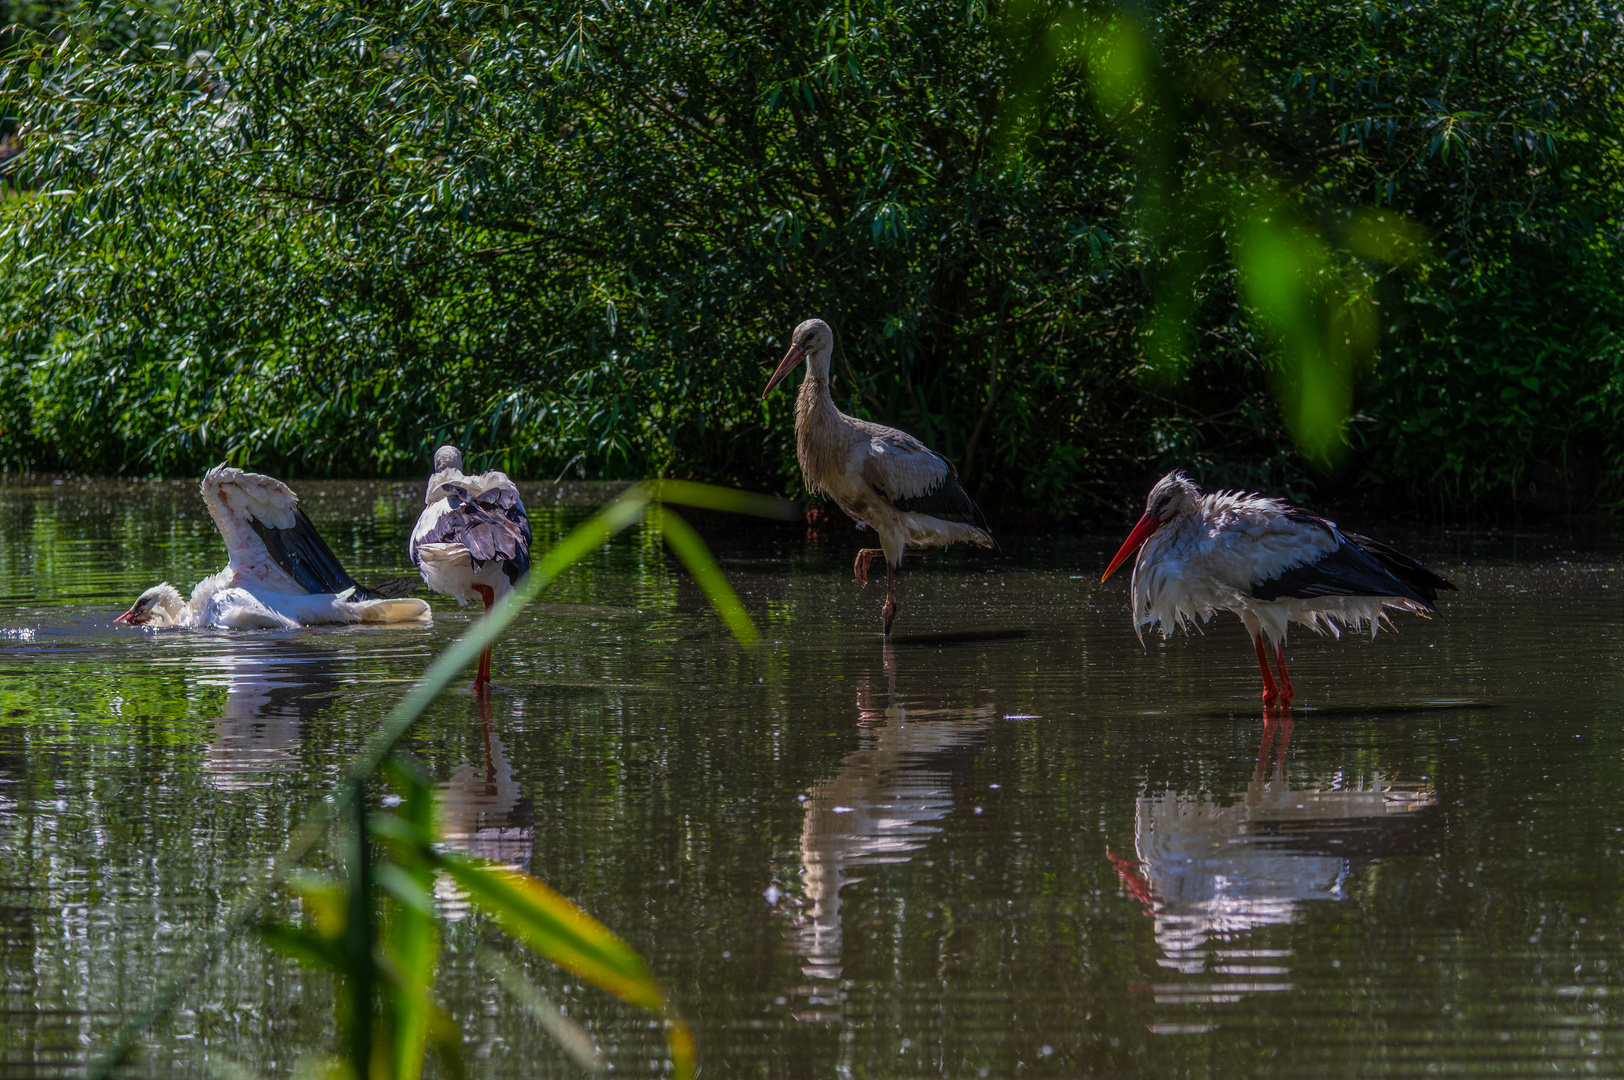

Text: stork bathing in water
xmin=409 ymin=446 xmax=532 ymax=693
xmin=1100 ymin=471 xmax=1456 ymax=707
xmin=115 ymin=467 xmax=430 ymax=629
xmin=763 ymin=318 xmax=994 ymax=635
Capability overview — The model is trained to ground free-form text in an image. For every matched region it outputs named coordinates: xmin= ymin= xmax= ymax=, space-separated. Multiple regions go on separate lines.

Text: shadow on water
xmin=1191 ymin=699 xmax=1498 ymax=721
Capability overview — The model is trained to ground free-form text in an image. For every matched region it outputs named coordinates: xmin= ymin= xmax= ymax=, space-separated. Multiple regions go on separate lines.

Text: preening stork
xmin=115 ymin=466 xmax=430 ymax=629
xmin=1099 ymin=471 xmax=1456 ymax=707
xmin=409 ymin=446 xmax=532 ymax=693
xmin=763 ymin=318 xmax=994 ymax=635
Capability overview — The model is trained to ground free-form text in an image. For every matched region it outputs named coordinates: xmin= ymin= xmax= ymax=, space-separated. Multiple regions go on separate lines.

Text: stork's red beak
xmin=1101 ymin=512 xmax=1160 ymax=582
xmin=762 ymin=343 xmax=806 ymax=399
xmin=113 ymin=609 xmax=141 ymax=624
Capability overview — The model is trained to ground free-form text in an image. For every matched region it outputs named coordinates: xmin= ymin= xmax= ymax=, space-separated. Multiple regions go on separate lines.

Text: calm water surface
xmin=1 ymin=477 xmax=1622 ymax=1078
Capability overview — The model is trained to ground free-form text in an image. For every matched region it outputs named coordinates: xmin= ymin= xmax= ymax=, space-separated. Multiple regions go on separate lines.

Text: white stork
xmin=409 ymin=445 xmax=532 ymax=693
xmin=1099 ymin=470 xmax=1456 ymax=707
xmin=114 ymin=466 xmax=431 ymax=629
xmin=763 ymin=317 xmax=994 ymax=635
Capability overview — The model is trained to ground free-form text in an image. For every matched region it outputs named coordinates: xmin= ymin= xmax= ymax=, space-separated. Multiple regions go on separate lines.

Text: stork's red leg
xmin=1272 ymin=641 xmax=1294 ymax=707
xmin=881 ymin=558 xmax=898 ymax=636
xmin=1252 ymin=633 xmax=1279 ymax=707
xmin=472 ymin=584 xmax=496 ymax=694
xmin=853 ymin=548 xmax=884 ymax=586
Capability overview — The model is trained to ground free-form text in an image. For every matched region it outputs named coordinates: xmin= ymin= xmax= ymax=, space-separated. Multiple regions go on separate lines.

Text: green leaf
xmin=657 ymin=507 xmax=760 ymax=645
xmin=478 ymin=949 xmax=603 ymax=1074
xmin=258 ymin=922 xmax=346 ymax=972
xmin=646 ymin=479 xmax=798 ymax=519
xmin=437 ymin=854 xmax=662 ymax=1010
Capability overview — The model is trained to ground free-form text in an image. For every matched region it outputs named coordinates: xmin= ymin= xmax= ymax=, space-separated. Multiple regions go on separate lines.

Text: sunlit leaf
xmin=1232 ymin=204 xmax=1353 ymax=465
xmin=437 ymin=854 xmax=663 ymax=1011
xmin=259 ymin=922 xmax=345 ymax=972
xmin=1346 ymin=208 xmax=1432 ymax=273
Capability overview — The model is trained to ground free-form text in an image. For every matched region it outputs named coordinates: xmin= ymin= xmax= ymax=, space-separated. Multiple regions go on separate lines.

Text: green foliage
xmin=2 ymin=0 xmax=1622 ymax=512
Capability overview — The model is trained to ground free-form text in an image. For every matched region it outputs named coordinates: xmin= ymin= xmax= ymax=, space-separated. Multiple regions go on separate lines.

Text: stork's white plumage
xmin=409 ymin=445 xmax=532 ymax=692
xmin=114 ymin=466 xmax=431 ymax=629
xmin=763 ymin=318 xmax=993 ymax=635
xmin=1100 ymin=471 xmax=1456 ymax=707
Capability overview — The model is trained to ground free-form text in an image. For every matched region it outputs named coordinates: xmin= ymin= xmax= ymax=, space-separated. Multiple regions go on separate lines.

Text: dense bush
xmin=1 ymin=0 xmax=1621 ymax=516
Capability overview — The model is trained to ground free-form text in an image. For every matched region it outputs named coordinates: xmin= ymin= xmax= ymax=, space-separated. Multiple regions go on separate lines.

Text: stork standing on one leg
xmin=409 ymin=446 xmax=532 ymax=693
xmin=763 ymin=318 xmax=994 ymax=635
xmin=1099 ymin=471 xmax=1456 ymax=707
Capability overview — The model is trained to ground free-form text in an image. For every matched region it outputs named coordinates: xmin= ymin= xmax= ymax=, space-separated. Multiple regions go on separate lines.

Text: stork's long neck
xmin=793 ymin=347 xmax=843 ymax=494
xmin=793 ymin=347 xmax=838 ymax=422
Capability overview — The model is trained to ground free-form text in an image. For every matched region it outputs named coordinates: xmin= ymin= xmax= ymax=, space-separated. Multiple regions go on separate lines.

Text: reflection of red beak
xmin=1101 ymin=512 xmax=1160 ymax=582
xmin=113 ymin=609 xmax=142 ymax=624
xmin=762 ymin=343 xmax=806 ymax=399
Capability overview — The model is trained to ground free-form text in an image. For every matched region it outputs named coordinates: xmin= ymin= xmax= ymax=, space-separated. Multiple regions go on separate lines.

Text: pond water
xmin=1 ymin=477 xmax=1623 ymax=1078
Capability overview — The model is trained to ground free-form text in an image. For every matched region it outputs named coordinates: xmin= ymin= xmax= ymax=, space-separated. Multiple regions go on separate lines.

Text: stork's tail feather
xmin=350 ymin=576 xmax=422 ymax=601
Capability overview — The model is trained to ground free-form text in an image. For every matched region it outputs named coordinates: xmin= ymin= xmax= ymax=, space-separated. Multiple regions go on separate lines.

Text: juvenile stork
xmin=763 ymin=317 xmax=993 ymax=635
xmin=409 ymin=446 xmax=532 ymax=693
xmin=1099 ymin=471 xmax=1456 ymax=707
xmin=115 ymin=466 xmax=429 ymax=629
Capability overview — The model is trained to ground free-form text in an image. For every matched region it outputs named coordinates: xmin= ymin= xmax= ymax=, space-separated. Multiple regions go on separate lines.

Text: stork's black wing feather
xmin=357 ymin=576 xmax=422 ymax=600
xmin=247 ymin=506 xmax=363 ymax=596
xmin=416 ymin=484 xmax=532 ymax=585
xmin=1250 ymin=515 xmax=1453 ymax=608
xmin=890 ymin=469 xmax=990 ymax=532
xmin=1342 ymin=532 xmax=1457 ymax=602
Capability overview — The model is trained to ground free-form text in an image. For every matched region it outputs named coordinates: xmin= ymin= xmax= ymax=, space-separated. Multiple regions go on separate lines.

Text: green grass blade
xmin=446 ymin=858 xmax=693 ymax=1079
xmin=344 ymin=783 xmax=374 ymax=1080
xmin=437 ymin=854 xmax=662 ymax=1011
xmin=647 ymin=480 xmax=798 ymax=519
xmin=478 ymin=949 xmax=604 ymax=1074
xmin=384 ymin=763 xmax=441 ymax=1080
xmin=658 ymin=509 xmax=760 ymax=646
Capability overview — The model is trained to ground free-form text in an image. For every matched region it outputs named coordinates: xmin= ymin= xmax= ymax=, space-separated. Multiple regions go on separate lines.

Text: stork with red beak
xmin=1100 ymin=471 xmax=1456 ymax=707
xmin=763 ymin=318 xmax=993 ymax=635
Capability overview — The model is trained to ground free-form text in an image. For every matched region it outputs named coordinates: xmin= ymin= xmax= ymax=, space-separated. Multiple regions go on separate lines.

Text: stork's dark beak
xmin=113 ymin=608 xmax=142 ymax=624
xmin=762 ymin=342 xmax=806 ymax=399
xmin=1101 ymin=512 xmax=1160 ymax=582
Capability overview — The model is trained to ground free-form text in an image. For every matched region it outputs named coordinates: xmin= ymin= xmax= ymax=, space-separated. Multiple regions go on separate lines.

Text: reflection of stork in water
xmin=439 ymin=695 xmax=534 ymax=870
xmin=785 ymin=644 xmax=998 ymax=1016
xmin=1109 ymin=711 xmax=1435 ymax=1006
xmin=200 ymin=640 xmax=341 ymax=791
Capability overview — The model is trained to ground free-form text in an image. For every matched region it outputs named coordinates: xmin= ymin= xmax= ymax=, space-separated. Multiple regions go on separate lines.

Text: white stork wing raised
xmin=202 ymin=466 xmax=405 ymax=599
xmin=854 ymin=420 xmax=989 ymax=530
